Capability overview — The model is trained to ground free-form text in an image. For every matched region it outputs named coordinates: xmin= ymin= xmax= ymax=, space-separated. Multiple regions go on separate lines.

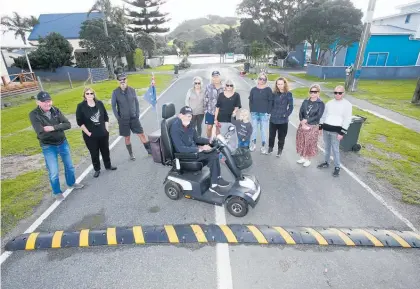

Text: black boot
xmin=126 ymin=144 xmax=135 ymax=160
xmin=143 ymin=141 xmax=152 ymax=155
xmin=276 ymin=149 xmax=283 ymax=158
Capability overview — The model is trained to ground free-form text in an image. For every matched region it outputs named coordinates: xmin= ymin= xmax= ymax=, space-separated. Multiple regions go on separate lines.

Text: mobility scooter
xmin=158 ymin=103 xmax=261 ymax=217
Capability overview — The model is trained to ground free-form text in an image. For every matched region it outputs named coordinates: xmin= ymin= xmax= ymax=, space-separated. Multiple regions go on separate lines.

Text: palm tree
xmin=1 ymin=12 xmax=39 ymax=45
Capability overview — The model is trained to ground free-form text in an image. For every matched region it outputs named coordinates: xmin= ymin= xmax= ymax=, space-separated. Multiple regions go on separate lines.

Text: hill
xmin=167 ymin=15 xmax=239 ymax=43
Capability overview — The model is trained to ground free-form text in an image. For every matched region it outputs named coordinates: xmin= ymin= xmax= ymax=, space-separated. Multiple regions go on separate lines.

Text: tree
xmin=1 ymin=12 xmax=39 ymax=45
xmin=238 ymin=18 xmax=265 ymax=44
xmin=134 ymin=48 xmax=145 ymax=69
xmin=124 ymin=0 xmax=170 ymax=34
xmin=12 ymin=32 xmax=73 ymax=70
xmin=289 ymin=0 xmax=362 ymax=64
xmin=412 ymin=78 xmax=420 ymax=105
xmin=79 ymin=19 xmax=136 ymax=66
xmin=135 ymin=31 xmax=156 ymax=58
xmin=237 ymin=0 xmax=316 ymax=51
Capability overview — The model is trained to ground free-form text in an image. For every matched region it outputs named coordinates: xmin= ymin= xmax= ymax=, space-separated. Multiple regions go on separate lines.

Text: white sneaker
xmin=297 ymin=157 xmax=306 ymax=164
xmin=249 ymin=142 xmax=256 ymax=152
xmin=303 ymin=160 xmax=311 ymax=167
xmin=260 ymin=146 xmax=267 ymax=155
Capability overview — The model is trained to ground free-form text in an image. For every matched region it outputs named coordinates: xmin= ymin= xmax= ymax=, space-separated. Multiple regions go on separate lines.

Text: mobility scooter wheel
xmin=164 ymin=181 xmax=182 ymax=200
xmin=226 ymin=197 xmax=248 ymax=217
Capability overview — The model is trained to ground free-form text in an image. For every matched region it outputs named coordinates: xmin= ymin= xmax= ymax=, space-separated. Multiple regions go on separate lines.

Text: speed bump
xmin=5 ymin=225 xmax=419 ymax=251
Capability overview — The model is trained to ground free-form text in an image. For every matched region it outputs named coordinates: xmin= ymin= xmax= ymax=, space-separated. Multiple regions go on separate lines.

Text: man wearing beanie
xmin=318 ymin=85 xmax=352 ymax=177
xmin=111 ymin=72 xmax=152 ymax=160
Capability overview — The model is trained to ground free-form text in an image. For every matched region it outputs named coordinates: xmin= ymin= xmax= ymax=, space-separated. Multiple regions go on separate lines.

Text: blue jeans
xmin=41 ymin=140 xmax=76 ymax=194
xmin=238 ymin=137 xmax=250 ymax=148
xmin=251 ymin=112 xmax=269 ymax=146
xmin=323 ymin=131 xmax=341 ymax=168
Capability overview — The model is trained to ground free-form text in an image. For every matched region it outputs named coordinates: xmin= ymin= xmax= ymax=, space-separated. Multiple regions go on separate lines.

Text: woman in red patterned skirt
xmin=296 ymin=84 xmax=325 ymax=167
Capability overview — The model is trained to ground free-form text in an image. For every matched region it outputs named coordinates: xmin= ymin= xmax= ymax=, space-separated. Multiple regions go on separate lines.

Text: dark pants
xmin=197 ymin=151 xmax=220 ymax=184
xmin=269 ymin=122 xmax=289 ymax=150
xmin=83 ymin=134 xmax=112 ymax=172
xmin=191 ymin=114 xmax=204 ymax=136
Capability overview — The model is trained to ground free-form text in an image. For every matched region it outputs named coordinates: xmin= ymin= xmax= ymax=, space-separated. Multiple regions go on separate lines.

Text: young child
xmin=231 ymin=108 xmax=253 ymax=148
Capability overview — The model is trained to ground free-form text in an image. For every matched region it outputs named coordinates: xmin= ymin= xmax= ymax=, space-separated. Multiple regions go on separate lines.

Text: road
xmin=1 ymin=64 xmax=419 ymax=289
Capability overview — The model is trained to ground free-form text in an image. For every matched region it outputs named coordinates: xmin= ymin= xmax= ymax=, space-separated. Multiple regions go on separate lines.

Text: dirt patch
xmin=377 ymin=135 xmax=387 ymax=143
xmin=365 ymin=144 xmax=404 ymax=160
xmin=1 ymin=154 xmax=45 ymax=180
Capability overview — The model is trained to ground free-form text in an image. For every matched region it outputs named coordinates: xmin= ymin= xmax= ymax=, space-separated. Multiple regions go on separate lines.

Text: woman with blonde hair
xmin=76 ymin=87 xmax=116 ymax=178
xmin=185 ymin=76 xmax=205 ymax=136
xmin=296 ymin=84 xmax=325 ymax=167
xmin=204 ymin=71 xmax=224 ymax=137
xmin=215 ymin=79 xmax=241 ymax=151
xmin=268 ymin=77 xmax=294 ymax=157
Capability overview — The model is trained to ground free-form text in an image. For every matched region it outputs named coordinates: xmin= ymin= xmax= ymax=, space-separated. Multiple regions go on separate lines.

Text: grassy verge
xmin=353 ymin=107 xmax=420 ymax=205
xmin=246 ymin=73 xmax=294 ymax=82
xmin=289 ymin=73 xmax=342 ymax=83
xmin=291 ymin=87 xmax=329 ymax=101
xmin=1 ymin=73 xmax=173 ymax=236
xmin=145 ymin=64 xmax=174 ymax=71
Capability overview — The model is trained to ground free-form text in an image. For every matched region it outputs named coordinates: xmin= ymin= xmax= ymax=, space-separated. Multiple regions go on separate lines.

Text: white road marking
xmin=0 ymin=77 xmax=181 ymax=265
xmin=236 ymin=70 xmax=418 ymax=233
xmin=215 ymin=205 xmax=234 ymax=289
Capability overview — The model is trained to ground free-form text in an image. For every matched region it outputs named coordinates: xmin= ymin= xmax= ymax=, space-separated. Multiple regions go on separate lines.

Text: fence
xmin=307 ymin=64 xmax=420 ymax=80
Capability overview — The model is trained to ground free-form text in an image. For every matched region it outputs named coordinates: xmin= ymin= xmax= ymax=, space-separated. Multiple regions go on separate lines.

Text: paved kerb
xmin=5 ymin=224 xmax=420 ymax=251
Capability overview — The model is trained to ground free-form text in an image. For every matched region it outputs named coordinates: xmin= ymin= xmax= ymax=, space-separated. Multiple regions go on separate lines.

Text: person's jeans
xmin=323 ymin=131 xmax=341 ymax=168
xmin=268 ymin=122 xmax=288 ymax=150
xmin=197 ymin=151 xmax=220 ymax=184
xmin=41 ymin=140 xmax=76 ymax=195
xmin=251 ymin=112 xmax=269 ymax=146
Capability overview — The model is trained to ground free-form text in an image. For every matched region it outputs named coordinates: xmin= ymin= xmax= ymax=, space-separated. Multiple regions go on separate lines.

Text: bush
xmin=178 ymin=57 xmax=191 ymax=70
xmin=134 ymin=48 xmax=145 ymax=70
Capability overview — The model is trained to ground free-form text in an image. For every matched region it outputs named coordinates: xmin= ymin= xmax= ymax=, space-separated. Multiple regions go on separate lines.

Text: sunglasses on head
xmin=334 ymin=91 xmax=344 ymax=95
xmin=85 ymin=92 xmax=94 ymax=95
xmin=194 ymin=82 xmax=201 ymax=85
xmin=310 ymin=90 xmax=319 ymax=94
xmin=226 ymin=84 xmax=233 ymax=87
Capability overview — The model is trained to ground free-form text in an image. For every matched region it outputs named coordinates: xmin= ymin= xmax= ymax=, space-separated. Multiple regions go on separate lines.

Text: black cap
xmin=36 ymin=91 xmax=52 ymax=102
xmin=180 ymin=106 xmax=193 ymax=115
xmin=211 ymin=71 xmax=220 ymax=76
xmin=117 ymin=72 xmax=127 ymax=80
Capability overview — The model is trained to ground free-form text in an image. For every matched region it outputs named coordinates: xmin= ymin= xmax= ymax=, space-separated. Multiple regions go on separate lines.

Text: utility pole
xmin=349 ymin=0 xmax=377 ymax=92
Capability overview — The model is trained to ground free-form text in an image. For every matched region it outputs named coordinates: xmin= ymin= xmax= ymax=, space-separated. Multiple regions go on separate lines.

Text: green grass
xmin=290 ymin=72 xmax=343 ymax=83
xmin=353 ymin=107 xmax=420 ymax=205
xmin=1 ymin=170 xmax=47 ymax=236
xmin=290 ymin=87 xmax=328 ymax=101
xmin=145 ymin=64 xmax=174 ymax=71
xmin=246 ymin=73 xmax=294 ymax=82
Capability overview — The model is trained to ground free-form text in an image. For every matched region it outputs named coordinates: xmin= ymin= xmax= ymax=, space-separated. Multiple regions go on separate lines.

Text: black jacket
xmin=29 ymin=106 xmax=71 ymax=145
xmin=269 ymin=91 xmax=294 ymax=124
xmin=170 ymin=118 xmax=209 ymax=153
xmin=299 ymin=98 xmax=325 ymax=125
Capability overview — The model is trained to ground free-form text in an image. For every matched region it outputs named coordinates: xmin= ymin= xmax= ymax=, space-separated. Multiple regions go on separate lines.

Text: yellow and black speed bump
xmin=5 ymin=225 xmax=420 ymax=251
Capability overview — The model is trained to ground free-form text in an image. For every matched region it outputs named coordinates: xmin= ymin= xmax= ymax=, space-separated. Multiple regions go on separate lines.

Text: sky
xmin=0 ymin=0 xmax=417 ymax=46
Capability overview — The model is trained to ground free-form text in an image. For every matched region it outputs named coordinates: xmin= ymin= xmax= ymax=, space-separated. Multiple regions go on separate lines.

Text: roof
xmin=373 ymin=10 xmax=420 ymax=21
xmin=28 ymin=12 xmax=104 ymax=41
xmin=370 ymin=25 xmax=417 ymax=35
xmin=395 ymin=0 xmax=420 ymax=10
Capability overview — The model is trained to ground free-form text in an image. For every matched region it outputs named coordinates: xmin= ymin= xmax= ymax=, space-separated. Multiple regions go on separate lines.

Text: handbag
xmin=232 ymin=147 xmax=253 ymax=170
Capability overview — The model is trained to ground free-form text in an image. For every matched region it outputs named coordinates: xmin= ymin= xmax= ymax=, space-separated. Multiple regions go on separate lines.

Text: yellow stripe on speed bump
xmin=79 ymin=229 xmax=90 ymax=247
xmin=356 ymin=229 xmax=384 ymax=247
xmin=164 ymin=225 xmax=179 ymax=243
xmin=25 ymin=232 xmax=39 ymax=250
xmin=190 ymin=225 xmax=208 ymax=243
xmin=52 ymin=231 xmax=64 ymax=248
xmin=306 ymin=228 xmax=328 ymax=245
xmin=247 ymin=225 xmax=268 ymax=244
xmin=133 ymin=226 xmax=145 ymax=244
xmin=329 ymin=228 xmax=355 ymax=246
xmin=219 ymin=225 xmax=238 ymax=243
xmin=385 ymin=230 xmax=411 ymax=248
xmin=107 ymin=228 xmax=117 ymax=245
xmin=273 ymin=227 xmax=296 ymax=245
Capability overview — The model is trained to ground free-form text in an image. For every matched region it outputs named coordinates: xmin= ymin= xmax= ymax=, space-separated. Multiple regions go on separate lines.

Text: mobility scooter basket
xmin=231 ymin=147 xmax=252 ymax=170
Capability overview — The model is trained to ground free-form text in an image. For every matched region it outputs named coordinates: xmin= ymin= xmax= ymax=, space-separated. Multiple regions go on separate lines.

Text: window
xmin=405 ymin=14 xmax=411 ymax=23
xmin=366 ymin=53 xmax=388 ymax=66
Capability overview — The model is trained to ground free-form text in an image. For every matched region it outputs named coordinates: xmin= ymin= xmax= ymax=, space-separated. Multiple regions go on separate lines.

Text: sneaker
xmin=106 ymin=166 xmax=117 ymax=171
xmin=317 ymin=162 xmax=329 ymax=169
xmin=260 ymin=146 xmax=268 ymax=155
xmin=70 ymin=183 xmax=84 ymax=190
xmin=268 ymin=147 xmax=273 ymax=154
xmin=130 ymin=154 xmax=136 ymax=161
xmin=93 ymin=171 xmax=100 ymax=178
xmin=333 ymin=167 xmax=340 ymax=177
xmin=209 ymin=185 xmax=224 ymax=196
xmin=249 ymin=142 xmax=256 ymax=152
xmin=217 ymin=177 xmax=230 ymax=187
xmin=54 ymin=193 xmax=64 ymax=201
xmin=303 ymin=160 xmax=311 ymax=167
xmin=297 ymin=157 xmax=306 ymax=164
xmin=276 ymin=149 xmax=283 ymax=158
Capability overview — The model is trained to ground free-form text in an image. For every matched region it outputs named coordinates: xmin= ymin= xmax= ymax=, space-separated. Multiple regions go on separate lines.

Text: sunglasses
xmin=226 ymin=84 xmax=234 ymax=87
xmin=334 ymin=91 xmax=344 ymax=95
xmin=118 ymin=78 xmax=127 ymax=82
xmin=310 ymin=90 xmax=319 ymax=94
xmin=194 ymin=82 xmax=201 ymax=85
xmin=258 ymin=78 xmax=267 ymax=81
xmin=85 ymin=92 xmax=94 ymax=95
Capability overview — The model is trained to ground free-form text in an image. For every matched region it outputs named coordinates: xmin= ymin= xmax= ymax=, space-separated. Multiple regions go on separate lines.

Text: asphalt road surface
xmin=1 ymin=65 xmax=419 ymax=289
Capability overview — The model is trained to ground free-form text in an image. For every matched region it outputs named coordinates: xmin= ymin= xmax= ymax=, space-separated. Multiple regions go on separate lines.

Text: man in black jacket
xmin=29 ymin=91 xmax=84 ymax=200
xmin=111 ymin=72 xmax=152 ymax=160
xmin=170 ymin=106 xmax=230 ymax=195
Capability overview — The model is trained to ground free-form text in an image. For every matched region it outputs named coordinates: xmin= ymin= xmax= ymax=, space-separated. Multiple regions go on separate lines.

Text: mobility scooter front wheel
xmin=226 ymin=197 xmax=249 ymax=217
xmin=164 ymin=181 xmax=182 ymax=200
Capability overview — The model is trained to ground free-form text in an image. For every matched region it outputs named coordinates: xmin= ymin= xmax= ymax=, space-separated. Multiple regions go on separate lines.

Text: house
xmin=328 ymin=1 xmax=420 ymax=67
xmin=28 ymin=12 xmax=105 ymax=66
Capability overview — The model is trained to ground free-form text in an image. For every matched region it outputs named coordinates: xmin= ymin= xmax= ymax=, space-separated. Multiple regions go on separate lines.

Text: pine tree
xmin=124 ymin=0 xmax=170 ymax=34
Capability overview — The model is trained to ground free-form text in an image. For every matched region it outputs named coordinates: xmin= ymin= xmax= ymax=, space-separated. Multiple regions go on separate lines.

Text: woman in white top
xmin=185 ymin=76 xmax=205 ymax=136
